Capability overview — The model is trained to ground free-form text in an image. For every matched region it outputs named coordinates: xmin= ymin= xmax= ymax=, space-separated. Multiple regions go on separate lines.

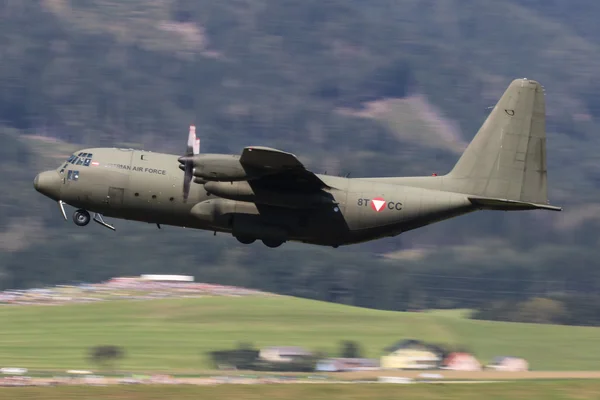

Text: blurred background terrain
xmin=2 ymin=0 xmax=600 ymax=324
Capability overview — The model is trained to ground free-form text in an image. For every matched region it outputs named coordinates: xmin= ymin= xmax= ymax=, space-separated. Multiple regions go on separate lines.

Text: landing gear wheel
xmin=262 ymin=239 xmax=283 ymax=248
xmin=236 ymin=236 xmax=256 ymax=245
xmin=73 ymin=209 xmax=91 ymax=226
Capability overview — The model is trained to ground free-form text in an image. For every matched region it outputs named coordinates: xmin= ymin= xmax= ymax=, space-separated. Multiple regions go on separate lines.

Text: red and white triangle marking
xmin=371 ymin=197 xmax=386 ymax=212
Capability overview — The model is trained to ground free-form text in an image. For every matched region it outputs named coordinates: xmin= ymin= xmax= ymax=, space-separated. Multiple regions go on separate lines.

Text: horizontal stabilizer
xmin=468 ymin=196 xmax=562 ymax=211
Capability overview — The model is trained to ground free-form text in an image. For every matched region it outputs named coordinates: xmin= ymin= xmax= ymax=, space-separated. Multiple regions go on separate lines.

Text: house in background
xmin=380 ymin=340 xmax=442 ymax=370
xmin=486 ymin=356 xmax=529 ymax=372
xmin=315 ymin=358 xmax=380 ymax=372
xmin=441 ymin=352 xmax=481 ymax=371
xmin=259 ymin=346 xmax=312 ymax=363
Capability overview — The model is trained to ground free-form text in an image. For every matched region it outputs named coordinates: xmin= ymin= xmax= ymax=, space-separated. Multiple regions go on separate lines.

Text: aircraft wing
xmin=240 ymin=146 xmax=329 ymax=191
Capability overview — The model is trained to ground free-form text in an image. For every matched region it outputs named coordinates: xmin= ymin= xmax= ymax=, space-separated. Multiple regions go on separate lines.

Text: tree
xmin=516 ymin=298 xmax=567 ymax=325
xmin=88 ymin=345 xmax=125 ymax=371
xmin=208 ymin=344 xmax=259 ymax=370
xmin=339 ymin=340 xmax=363 ymax=358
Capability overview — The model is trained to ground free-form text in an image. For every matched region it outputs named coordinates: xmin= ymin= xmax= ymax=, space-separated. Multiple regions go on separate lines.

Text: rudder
xmin=447 ymin=79 xmax=548 ymax=204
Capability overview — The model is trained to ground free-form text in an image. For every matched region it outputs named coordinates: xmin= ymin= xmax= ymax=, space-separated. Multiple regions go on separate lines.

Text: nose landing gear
xmin=73 ymin=209 xmax=91 ymax=226
xmin=93 ymin=213 xmax=116 ymax=231
xmin=72 ymin=209 xmax=115 ymax=231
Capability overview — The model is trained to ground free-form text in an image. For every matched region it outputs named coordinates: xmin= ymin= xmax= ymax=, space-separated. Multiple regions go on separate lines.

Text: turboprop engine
xmin=204 ymin=181 xmax=336 ymax=209
xmin=179 ymin=154 xmax=255 ymax=182
xmin=193 ymin=154 xmax=251 ymax=181
xmin=190 ymin=198 xmax=289 ymax=246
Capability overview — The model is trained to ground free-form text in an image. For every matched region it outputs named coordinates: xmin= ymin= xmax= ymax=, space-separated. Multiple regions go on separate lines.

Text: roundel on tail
xmin=371 ymin=197 xmax=386 ymax=212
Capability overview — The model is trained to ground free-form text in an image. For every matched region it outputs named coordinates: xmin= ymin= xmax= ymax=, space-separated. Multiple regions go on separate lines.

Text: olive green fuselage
xmin=54 ymin=147 xmax=475 ymax=246
xmin=35 ymin=79 xmax=561 ymax=248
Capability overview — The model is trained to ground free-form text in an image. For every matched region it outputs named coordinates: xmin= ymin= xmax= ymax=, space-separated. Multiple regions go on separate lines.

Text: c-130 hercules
xmin=34 ymin=79 xmax=561 ymax=248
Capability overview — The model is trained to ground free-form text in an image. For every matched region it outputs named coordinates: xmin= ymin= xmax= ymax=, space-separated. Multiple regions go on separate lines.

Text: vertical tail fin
xmin=448 ymin=79 xmax=549 ymax=204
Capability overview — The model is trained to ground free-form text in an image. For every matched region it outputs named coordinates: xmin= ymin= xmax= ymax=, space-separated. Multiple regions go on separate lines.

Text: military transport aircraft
xmin=34 ymin=79 xmax=561 ymax=248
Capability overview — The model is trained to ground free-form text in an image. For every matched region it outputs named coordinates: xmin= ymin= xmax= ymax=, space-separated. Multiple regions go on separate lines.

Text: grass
xmin=1 ymin=296 xmax=600 ymax=372
xmin=1 ymin=381 xmax=600 ymax=400
xmin=423 ymin=309 xmax=474 ymax=319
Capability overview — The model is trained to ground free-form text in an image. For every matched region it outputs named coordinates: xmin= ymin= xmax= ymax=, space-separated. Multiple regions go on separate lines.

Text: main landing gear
xmin=262 ymin=239 xmax=283 ymax=248
xmin=235 ymin=236 xmax=284 ymax=248
xmin=72 ymin=209 xmax=115 ymax=231
xmin=236 ymin=236 xmax=256 ymax=245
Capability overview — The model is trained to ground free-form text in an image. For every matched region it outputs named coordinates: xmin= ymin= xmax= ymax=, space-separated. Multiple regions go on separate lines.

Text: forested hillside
xmin=2 ymin=0 xmax=600 ymax=324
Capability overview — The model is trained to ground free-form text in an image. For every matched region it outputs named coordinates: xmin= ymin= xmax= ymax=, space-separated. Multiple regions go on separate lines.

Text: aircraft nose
xmin=34 ymin=170 xmax=61 ymax=200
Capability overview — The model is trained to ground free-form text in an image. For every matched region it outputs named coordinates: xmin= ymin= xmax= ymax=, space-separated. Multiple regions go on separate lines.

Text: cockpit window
xmin=67 ymin=170 xmax=80 ymax=181
xmin=69 ymin=153 xmax=94 ymax=164
xmin=63 ymin=153 xmax=95 ymax=169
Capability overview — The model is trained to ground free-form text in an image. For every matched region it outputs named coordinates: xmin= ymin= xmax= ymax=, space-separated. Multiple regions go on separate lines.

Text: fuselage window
xmin=67 ymin=170 xmax=73 ymax=180
xmin=83 ymin=158 xmax=91 ymax=166
xmin=73 ymin=171 xmax=79 ymax=181
xmin=76 ymin=158 xmax=84 ymax=165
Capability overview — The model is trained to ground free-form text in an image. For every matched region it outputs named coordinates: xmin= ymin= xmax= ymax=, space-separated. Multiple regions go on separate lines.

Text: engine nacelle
xmin=190 ymin=198 xmax=241 ymax=224
xmin=179 ymin=154 xmax=255 ymax=181
xmin=192 ymin=154 xmax=253 ymax=181
xmin=204 ymin=181 xmax=336 ymax=209
xmin=190 ymin=198 xmax=288 ymax=240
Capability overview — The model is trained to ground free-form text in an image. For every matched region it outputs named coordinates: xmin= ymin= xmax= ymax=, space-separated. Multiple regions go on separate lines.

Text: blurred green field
xmin=423 ymin=309 xmax=474 ymax=319
xmin=1 ymin=296 xmax=600 ymax=372
xmin=1 ymin=381 xmax=600 ymax=400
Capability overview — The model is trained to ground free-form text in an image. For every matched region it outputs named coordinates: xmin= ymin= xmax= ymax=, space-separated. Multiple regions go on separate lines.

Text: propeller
xmin=178 ymin=125 xmax=200 ymax=202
